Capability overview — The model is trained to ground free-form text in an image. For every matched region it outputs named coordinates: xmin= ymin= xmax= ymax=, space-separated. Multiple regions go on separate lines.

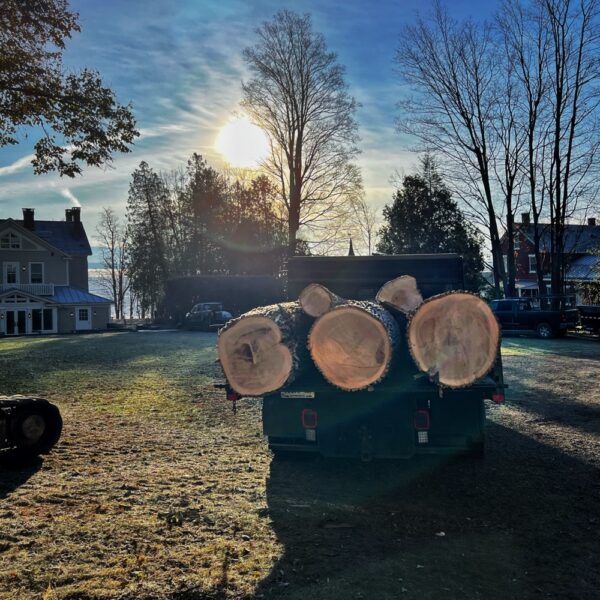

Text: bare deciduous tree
xmin=351 ymin=198 xmax=379 ymax=255
xmin=96 ymin=207 xmax=129 ymax=320
xmin=396 ymin=3 xmax=507 ymax=295
xmin=542 ymin=0 xmax=600 ymax=298
xmin=241 ymin=10 xmax=362 ymax=254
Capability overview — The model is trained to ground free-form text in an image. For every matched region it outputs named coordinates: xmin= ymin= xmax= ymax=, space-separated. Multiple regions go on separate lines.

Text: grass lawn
xmin=0 ymin=332 xmax=598 ymax=600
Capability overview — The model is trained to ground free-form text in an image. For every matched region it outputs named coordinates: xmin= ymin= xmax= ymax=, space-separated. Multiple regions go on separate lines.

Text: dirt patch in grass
xmin=0 ymin=332 xmax=598 ymax=599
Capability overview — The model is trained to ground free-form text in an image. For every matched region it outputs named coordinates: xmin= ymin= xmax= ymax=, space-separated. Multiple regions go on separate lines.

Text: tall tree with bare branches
xmin=396 ymin=3 xmax=506 ymax=295
xmin=542 ymin=0 xmax=600 ymax=298
xmin=96 ymin=207 xmax=129 ymax=320
xmin=241 ymin=10 xmax=362 ymax=254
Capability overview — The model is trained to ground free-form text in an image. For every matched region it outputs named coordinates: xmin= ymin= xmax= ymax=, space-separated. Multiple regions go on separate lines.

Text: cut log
xmin=218 ymin=302 xmax=308 ymax=396
xmin=298 ymin=283 xmax=344 ymax=317
xmin=308 ymin=301 xmax=400 ymax=391
xmin=407 ymin=292 xmax=500 ymax=388
xmin=376 ymin=275 xmax=423 ymax=314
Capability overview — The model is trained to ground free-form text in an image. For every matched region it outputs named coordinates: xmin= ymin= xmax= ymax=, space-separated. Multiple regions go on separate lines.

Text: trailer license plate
xmin=280 ymin=391 xmax=315 ymax=399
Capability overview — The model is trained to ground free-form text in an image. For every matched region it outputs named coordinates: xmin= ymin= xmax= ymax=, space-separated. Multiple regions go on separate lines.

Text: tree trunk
xmin=407 ymin=291 xmax=500 ymax=388
xmin=218 ymin=302 xmax=308 ymax=396
xmin=376 ymin=275 xmax=423 ymax=314
xmin=299 ymin=284 xmax=345 ymax=317
xmin=308 ymin=301 xmax=399 ymax=391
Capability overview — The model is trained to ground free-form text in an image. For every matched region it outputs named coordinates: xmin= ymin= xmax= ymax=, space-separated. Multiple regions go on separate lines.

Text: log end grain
xmin=376 ymin=275 xmax=423 ymax=314
xmin=299 ymin=283 xmax=336 ymax=317
xmin=308 ymin=305 xmax=394 ymax=391
xmin=407 ymin=292 xmax=500 ymax=388
xmin=218 ymin=316 xmax=293 ymax=396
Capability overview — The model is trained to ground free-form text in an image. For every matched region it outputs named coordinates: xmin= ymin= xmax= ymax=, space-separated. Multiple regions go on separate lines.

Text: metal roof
xmin=50 ymin=286 xmax=112 ymax=304
xmin=508 ymin=223 xmax=600 ymax=253
xmin=0 ymin=219 xmax=92 ymax=256
xmin=566 ymin=254 xmax=600 ymax=280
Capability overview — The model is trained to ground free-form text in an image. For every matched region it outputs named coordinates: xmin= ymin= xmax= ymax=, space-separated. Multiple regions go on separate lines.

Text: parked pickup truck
xmin=577 ymin=305 xmax=600 ymax=334
xmin=491 ymin=298 xmax=579 ymax=338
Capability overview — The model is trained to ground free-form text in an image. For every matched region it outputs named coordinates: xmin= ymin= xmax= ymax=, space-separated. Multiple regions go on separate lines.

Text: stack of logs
xmin=218 ymin=276 xmax=500 ymax=396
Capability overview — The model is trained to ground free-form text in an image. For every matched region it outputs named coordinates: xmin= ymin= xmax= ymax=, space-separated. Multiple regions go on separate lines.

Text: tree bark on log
xmin=218 ymin=302 xmax=308 ymax=396
xmin=308 ymin=301 xmax=400 ymax=391
xmin=406 ymin=291 xmax=500 ymax=388
xmin=298 ymin=283 xmax=345 ymax=317
xmin=376 ymin=275 xmax=423 ymax=314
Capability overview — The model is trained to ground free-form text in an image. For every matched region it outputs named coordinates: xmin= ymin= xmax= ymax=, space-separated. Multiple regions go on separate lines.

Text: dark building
xmin=500 ymin=213 xmax=599 ymax=303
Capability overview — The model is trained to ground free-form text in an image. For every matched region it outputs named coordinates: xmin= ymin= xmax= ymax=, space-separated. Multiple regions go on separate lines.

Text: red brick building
xmin=500 ymin=213 xmax=599 ymax=303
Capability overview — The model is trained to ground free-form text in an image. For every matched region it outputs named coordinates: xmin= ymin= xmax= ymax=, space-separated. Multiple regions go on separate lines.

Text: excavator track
xmin=0 ymin=396 xmax=62 ymax=459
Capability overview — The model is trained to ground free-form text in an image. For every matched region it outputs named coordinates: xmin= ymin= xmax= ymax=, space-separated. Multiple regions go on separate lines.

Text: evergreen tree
xmin=126 ymin=161 xmax=169 ymax=316
xmin=377 ymin=156 xmax=485 ymax=291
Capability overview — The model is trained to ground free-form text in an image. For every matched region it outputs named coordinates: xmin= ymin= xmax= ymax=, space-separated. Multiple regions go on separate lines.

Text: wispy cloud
xmin=0 ymin=153 xmax=34 ymax=177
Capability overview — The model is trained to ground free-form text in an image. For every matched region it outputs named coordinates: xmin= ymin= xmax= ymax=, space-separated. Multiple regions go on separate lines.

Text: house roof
xmin=509 ymin=222 xmax=600 ymax=254
xmin=0 ymin=218 xmax=92 ymax=256
xmin=566 ymin=254 xmax=600 ymax=281
xmin=50 ymin=286 xmax=112 ymax=304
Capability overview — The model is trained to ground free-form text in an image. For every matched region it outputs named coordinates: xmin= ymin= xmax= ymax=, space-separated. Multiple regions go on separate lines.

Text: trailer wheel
xmin=10 ymin=401 xmax=63 ymax=458
xmin=536 ymin=322 xmax=554 ymax=339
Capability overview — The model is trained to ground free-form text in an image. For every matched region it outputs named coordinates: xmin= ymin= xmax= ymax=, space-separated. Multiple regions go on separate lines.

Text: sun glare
xmin=215 ymin=116 xmax=269 ymax=168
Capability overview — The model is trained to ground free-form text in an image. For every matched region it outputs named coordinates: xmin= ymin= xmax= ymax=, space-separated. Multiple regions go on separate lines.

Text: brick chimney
xmin=22 ymin=208 xmax=35 ymax=230
xmin=65 ymin=208 xmax=73 ymax=222
xmin=588 ymin=217 xmax=597 ymax=226
xmin=521 ymin=212 xmax=531 ymax=226
xmin=71 ymin=207 xmax=81 ymax=222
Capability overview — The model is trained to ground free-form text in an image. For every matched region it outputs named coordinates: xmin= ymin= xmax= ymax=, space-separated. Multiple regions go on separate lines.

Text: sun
xmin=215 ymin=116 xmax=270 ymax=168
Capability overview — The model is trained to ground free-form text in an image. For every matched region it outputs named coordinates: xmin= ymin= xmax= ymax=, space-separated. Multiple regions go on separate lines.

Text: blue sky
xmin=0 ymin=0 xmax=496 ymax=238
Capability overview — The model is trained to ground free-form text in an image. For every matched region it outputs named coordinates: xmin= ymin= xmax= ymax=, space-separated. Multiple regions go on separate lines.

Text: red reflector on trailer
xmin=227 ymin=391 xmax=238 ymax=402
xmin=492 ymin=393 xmax=505 ymax=404
xmin=414 ymin=409 xmax=430 ymax=431
xmin=301 ymin=408 xmax=318 ymax=429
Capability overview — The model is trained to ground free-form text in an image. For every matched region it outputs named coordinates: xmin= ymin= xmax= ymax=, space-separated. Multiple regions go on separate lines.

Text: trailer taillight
xmin=227 ymin=391 xmax=239 ymax=402
xmin=492 ymin=392 xmax=505 ymax=404
xmin=414 ymin=409 xmax=430 ymax=431
xmin=301 ymin=408 xmax=318 ymax=429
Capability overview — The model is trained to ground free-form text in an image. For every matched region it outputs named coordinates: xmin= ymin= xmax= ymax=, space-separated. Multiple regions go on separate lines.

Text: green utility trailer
xmin=224 ymin=254 xmax=505 ymax=459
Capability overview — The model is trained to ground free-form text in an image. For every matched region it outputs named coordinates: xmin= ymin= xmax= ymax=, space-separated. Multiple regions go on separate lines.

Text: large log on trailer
xmin=407 ymin=292 xmax=500 ymax=388
xmin=376 ymin=275 xmax=423 ymax=314
xmin=298 ymin=283 xmax=344 ymax=317
xmin=308 ymin=301 xmax=400 ymax=391
xmin=218 ymin=302 xmax=308 ymax=396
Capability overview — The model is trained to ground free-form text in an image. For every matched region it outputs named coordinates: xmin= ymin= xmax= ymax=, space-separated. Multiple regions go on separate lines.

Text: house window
xmin=529 ymin=254 xmax=537 ymax=273
xmin=78 ymin=308 xmax=89 ymax=322
xmin=30 ymin=263 xmax=44 ymax=284
xmin=6 ymin=263 xmax=18 ymax=284
xmin=0 ymin=233 xmax=20 ymax=249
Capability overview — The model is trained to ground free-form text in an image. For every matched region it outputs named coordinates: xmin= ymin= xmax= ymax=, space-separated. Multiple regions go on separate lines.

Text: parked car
xmin=491 ymin=297 xmax=579 ymax=338
xmin=183 ymin=302 xmax=232 ymax=331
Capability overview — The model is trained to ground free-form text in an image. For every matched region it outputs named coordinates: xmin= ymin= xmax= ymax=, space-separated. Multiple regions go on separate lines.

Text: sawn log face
xmin=308 ymin=301 xmax=400 ymax=391
xmin=406 ymin=291 xmax=500 ymax=388
xmin=218 ymin=302 xmax=309 ymax=396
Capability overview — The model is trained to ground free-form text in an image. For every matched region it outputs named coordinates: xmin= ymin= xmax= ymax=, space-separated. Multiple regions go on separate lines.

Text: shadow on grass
xmin=252 ymin=422 xmax=599 ymax=600
xmin=0 ymin=456 xmax=42 ymax=499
